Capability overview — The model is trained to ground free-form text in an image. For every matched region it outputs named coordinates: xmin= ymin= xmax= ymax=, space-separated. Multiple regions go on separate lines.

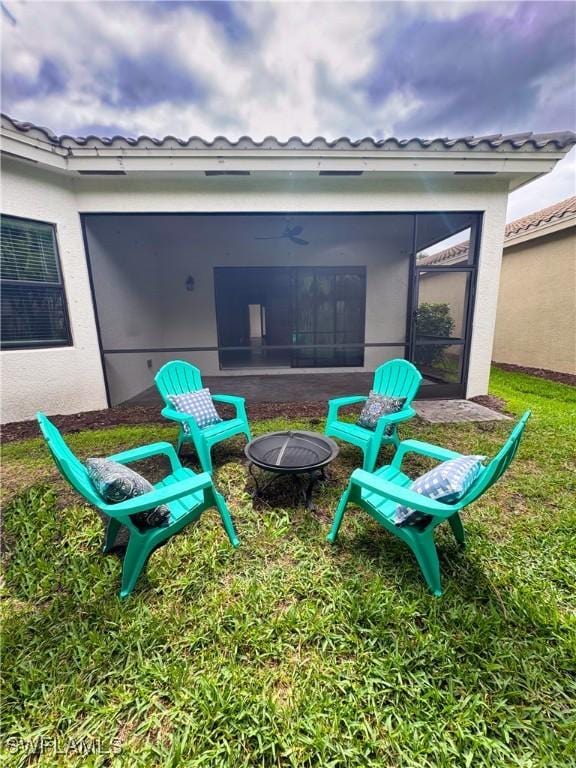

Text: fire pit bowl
xmin=244 ymin=431 xmax=339 ymax=509
xmin=245 ymin=431 xmax=339 ymax=473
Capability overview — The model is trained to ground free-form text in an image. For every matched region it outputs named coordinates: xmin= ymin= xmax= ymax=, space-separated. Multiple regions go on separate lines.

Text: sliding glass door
xmin=214 ymin=266 xmax=366 ymax=369
xmin=291 ymin=267 xmax=365 ymax=367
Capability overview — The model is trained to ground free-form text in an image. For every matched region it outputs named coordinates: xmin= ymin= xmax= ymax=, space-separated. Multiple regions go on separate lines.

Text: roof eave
xmin=1 ymin=121 xmax=573 ymax=180
xmin=504 ymin=213 xmax=576 ymax=248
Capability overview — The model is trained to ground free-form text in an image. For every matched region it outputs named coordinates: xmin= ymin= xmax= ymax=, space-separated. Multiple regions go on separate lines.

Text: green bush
xmin=414 ymin=302 xmax=454 ymax=367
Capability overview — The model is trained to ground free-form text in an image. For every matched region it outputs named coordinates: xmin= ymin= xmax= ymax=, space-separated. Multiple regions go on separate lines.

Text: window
xmin=1 ymin=216 xmax=72 ymax=349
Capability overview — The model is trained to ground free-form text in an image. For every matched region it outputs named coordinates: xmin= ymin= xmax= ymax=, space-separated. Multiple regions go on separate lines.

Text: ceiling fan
xmin=255 ymin=224 xmax=309 ymax=246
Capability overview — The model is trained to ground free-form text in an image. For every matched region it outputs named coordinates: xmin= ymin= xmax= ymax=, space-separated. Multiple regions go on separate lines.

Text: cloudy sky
xmin=2 ymin=0 xmax=574 ymax=219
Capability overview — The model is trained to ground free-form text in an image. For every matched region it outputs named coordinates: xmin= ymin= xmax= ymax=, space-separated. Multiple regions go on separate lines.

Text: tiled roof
xmin=417 ymin=195 xmax=576 ymax=265
xmin=504 ymin=195 xmax=576 ymax=237
xmin=2 ymin=113 xmax=575 ymax=152
xmin=417 ymin=242 xmax=470 ymax=267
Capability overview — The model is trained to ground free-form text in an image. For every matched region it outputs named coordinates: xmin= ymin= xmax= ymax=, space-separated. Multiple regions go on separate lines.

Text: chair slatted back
xmin=459 ymin=411 xmax=531 ymax=506
xmin=37 ymin=412 xmax=103 ymax=508
xmin=155 ymin=360 xmax=204 ymax=406
xmin=372 ymin=359 xmax=422 ymax=403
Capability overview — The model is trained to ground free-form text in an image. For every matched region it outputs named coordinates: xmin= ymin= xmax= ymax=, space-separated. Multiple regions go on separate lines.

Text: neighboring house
xmin=493 ymin=197 xmax=576 ymax=375
xmin=1 ymin=114 xmax=575 ymax=422
xmin=418 ymin=196 xmax=576 ymax=376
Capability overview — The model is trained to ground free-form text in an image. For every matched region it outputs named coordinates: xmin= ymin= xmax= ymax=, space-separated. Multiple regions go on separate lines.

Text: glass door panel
xmin=412 ymin=268 xmax=472 ymax=386
xmin=334 ymin=272 xmax=365 ymax=365
xmin=292 ymin=267 xmax=365 ymax=368
xmin=413 ymin=342 xmax=464 ymax=384
xmin=415 ymin=270 xmax=470 ymax=340
xmin=292 ymin=270 xmax=315 ymax=367
xmin=215 ymin=267 xmax=292 ymax=368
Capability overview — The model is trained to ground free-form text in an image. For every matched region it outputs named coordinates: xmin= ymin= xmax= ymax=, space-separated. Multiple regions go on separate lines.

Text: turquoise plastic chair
xmin=37 ymin=412 xmax=240 ymax=599
xmin=327 ymin=411 xmax=531 ymax=596
xmin=155 ymin=361 xmax=252 ymax=473
xmin=325 ymin=359 xmax=422 ymax=472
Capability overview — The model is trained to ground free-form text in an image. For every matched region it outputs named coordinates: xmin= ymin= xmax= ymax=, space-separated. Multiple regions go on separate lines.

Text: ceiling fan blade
xmin=288 ymin=225 xmax=303 ymax=236
xmin=290 ymin=236 xmax=309 ymax=245
xmin=255 ymin=235 xmax=282 ymax=240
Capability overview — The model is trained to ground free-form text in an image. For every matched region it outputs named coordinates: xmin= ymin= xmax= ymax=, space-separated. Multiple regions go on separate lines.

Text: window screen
xmin=1 ymin=216 xmax=72 ymax=349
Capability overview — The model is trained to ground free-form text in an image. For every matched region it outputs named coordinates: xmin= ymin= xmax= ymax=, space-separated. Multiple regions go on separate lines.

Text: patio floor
xmin=127 ymin=372 xmax=377 ymax=405
xmin=126 ymin=372 xmax=509 ymax=422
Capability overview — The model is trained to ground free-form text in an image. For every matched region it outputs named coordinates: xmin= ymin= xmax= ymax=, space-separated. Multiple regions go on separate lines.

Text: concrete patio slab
xmin=126 ymin=374 xmax=508 ymax=424
xmin=414 ymin=399 xmax=510 ymax=423
xmin=126 ymin=372 xmax=382 ymax=406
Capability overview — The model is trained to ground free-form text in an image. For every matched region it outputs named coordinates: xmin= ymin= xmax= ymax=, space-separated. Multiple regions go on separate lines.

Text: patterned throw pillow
xmin=168 ymin=389 xmax=222 ymax=433
xmin=86 ymin=458 xmax=170 ymax=530
xmin=394 ymin=455 xmax=485 ymax=528
xmin=357 ymin=391 xmax=405 ymax=432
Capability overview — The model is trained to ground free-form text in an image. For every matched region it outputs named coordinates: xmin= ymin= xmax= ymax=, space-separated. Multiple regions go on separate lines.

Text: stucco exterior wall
xmin=1 ymin=164 xmax=510 ymax=420
xmin=493 ymin=229 xmax=576 ymax=374
xmin=0 ymin=160 xmax=107 ymax=422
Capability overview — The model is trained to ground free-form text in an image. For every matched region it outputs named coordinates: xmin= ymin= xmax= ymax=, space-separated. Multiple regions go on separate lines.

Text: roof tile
xmin=417 ymin=196 xmax=576 ymax=265
xmin=2 ymin=113 xmax=575 ymax=153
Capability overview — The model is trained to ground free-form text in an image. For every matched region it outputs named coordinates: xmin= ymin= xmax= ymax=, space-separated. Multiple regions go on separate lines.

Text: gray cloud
xmin=100 ymin=53 xmax=206 ymax=109
xmin=1 ymin=1 xmax=573 ymax=218
xmin=363 ymin=1 xmax=576 ymax=135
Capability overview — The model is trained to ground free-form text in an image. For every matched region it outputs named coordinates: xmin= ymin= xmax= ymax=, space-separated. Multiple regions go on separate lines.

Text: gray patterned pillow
xmin=168 ymin=388 xmax=222 ymax=433
xmin=86 ymin=458 xmax=170 ymax=530
xmin=357 ymin=391 xmax=405 ymax=431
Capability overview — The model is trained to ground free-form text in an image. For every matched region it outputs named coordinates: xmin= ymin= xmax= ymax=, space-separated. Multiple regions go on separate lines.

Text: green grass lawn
xmin=1 ymin=368 xmax=575 ymax=767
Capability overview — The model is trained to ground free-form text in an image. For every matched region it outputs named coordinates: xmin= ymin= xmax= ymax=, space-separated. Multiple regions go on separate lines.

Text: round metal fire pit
xmin=245 ymin=431 xmax=339 ymax=473
xmin=245 ymin=431 xmax=339 ymax=509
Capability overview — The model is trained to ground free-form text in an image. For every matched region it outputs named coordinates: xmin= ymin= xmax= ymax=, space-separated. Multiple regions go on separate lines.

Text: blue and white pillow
xmin=394 ymin=455 xmax=485 ymax=528
xmin=168 ymin=388 xmax=222 ymax=432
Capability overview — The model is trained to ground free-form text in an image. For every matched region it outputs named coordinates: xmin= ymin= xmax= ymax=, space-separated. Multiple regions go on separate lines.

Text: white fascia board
xmin=0 ymin=128 xmax=566 ymax=177
xmin=67 ymin=154 xmax=561 ymax=177
xmin=1 ymin=133 xmax=68 ymax=169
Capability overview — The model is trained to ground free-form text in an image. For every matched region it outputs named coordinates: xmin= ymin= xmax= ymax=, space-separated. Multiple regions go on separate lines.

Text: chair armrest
xmin=391 ymin=439 xmax=463 ymax=469
xmin=161 ymin=406 xmax=202 ymax=437
xmin=212 ymin=394 xmax=248 ymax=420
xmin=351 ymin=469 xmax=455 ymax=518
xmin=327 ymin=396 xmax=367 ymax=421
xmin=373 ymin=406 xmax=416 ymax=436
xmin=108 ymin=442 xmax=181 ymax=473
xmin=102 ymin=472 xmax=214 ymax=516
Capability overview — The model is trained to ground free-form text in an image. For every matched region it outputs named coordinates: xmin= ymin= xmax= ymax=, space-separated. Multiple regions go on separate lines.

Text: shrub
xmin=414 ymin=303 xmax=455 ymax=368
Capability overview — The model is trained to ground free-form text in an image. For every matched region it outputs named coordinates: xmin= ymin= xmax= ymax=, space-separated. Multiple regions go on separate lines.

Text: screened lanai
xmin=82 ymin=210 xmax=481 ymax=406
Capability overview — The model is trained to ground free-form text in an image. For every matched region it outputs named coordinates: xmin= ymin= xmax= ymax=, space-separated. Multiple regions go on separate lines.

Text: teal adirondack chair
xmin=155 ymin=361 xmax=251 ymax=473
xmin=327 ymin=411 xmax=531 ymax=596
xmin=37 ymin=412 xmax=240 ymax=599
xmin=325 ymin=359 xmax=422 ymax=472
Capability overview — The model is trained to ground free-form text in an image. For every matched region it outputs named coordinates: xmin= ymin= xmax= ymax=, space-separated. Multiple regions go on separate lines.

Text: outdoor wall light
xmin=186 ymin=275 xmax=195 ymax=292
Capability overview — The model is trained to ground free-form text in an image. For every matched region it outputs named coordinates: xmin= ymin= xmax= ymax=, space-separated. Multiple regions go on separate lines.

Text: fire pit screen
xmin=245 ymin=431 xmax=339 ymax=508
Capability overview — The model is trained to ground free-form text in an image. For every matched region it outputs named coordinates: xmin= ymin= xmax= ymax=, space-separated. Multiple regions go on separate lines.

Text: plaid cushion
xmin=86 ymin=458 xmax=170 ymax=530
xmin=394 ymin=455 xmax=485 ymax=528
xmin=168 ymin=388 xmax=222 ymax=432
xmin=357 ymin=391 xmax=405 ymax=433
